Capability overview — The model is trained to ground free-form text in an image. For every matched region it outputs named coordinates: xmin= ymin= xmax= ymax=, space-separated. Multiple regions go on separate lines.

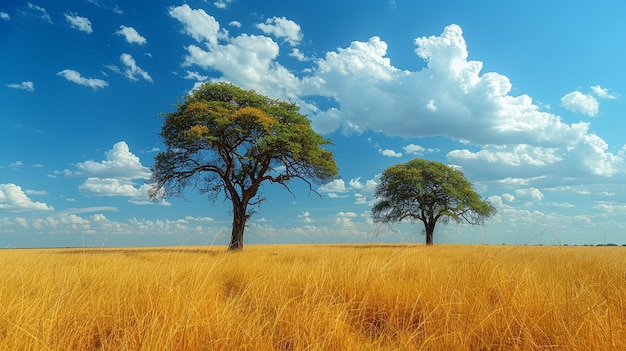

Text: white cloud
xmin=120 ymin=53 xmax=152 ymax=82
xmin=403 ymin=144 xmax=439 ymax=155
xmin=447 ymin=137 xmax=622 ymax=182
xmin=57 ymin=69 xmax=108 ymax=90
xmin=65 ymin=13 xmax=92 ymax=34
xmin=74 ymin=142 xmax=164 ymax=205
xmin=1 ymin=12 xmax=10 ymax=21
xmin=448 ymin=144 xmax=562 ymax=168
xmin=426 ymin=99 xmax=438 ymax=112
xmin=591 ymin=85 xmax=617 ymax=99
xmin=403 ymin=144 xmax=425 ymax=155
xmin=0 ymin=183 xmax=53 ymax=212
xmin=298 ymin=211 xmax=314 ymax=223
xmin=379 ymin=148 xmax=402 ymax=157
xmin=80 ymin=177 xmax=142 ymax=197
xmin=256 ymin=16 xmax=302 ymax=46
xmin=348 ymin=177 xmax=378 ymax=195
xmin=169 ymin=19 xmax=624 ymax=196
xmin=318 ymin=179 xmax=348 ymax=194
xmin=307 ymin=24 xmax=588 ymax=148
xmin=229 ymin=21 xmax=241 ymax=28
xmin=182 ymin=34 xmax=301 ymax=101
xmin=334 ymin=211 xmax=358 ymax=231
xmin=289 ymin=48 xmax=307 ymax=61
xmin=319 ymin=176 xmax=380 ymax=205
xmin=7 ymin=81 xmax=35 ymax=92
xmin=22 ymin=3 xmax=52 ymax=23
xmin=184 ymin=70 xmax=208 ymax=81
xmin=515 ymin=187 xmax=543 ymax=202
xmin=561 ymin=91 xmax=599 ymax=117
xmin=9 ymin=161 xmax=23 ymax=169
xmin=75 ymin=141 xmax=151 ymax=179
xmin=214 ymin=0 xmax=234 ymax=9
xmin=115 ymin=25 xmax=146 ymax=45
xmin=168 ymin=4 xmax=225 ymax=46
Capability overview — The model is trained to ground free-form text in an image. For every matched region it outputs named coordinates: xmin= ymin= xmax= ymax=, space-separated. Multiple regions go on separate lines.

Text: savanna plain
xmin=0 ymin=244 xmax=625 ymax=350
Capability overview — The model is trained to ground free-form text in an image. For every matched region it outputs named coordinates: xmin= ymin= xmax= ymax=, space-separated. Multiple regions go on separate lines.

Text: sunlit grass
xmin=0 ymin=244 xmax=625 ymax=350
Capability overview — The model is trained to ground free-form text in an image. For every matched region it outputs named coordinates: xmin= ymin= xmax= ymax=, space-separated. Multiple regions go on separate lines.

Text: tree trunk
xmin=228 ymin=203 xmax=248 ymax=250
xmin=424 ymin=221 xmax=435 ymax=245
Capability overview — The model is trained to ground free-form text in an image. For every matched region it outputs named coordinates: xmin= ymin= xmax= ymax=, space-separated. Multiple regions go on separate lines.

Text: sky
xmin=1 ymin=1 xmax=626 ymax=248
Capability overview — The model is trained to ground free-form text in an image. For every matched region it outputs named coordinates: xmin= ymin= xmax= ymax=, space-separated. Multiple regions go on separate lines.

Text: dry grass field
xmin=0 ymin=244 xmax=625 ymax=350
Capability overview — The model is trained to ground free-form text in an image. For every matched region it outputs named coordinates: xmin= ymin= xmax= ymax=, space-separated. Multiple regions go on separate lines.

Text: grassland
xmin=0 ymin=244 xmax=625 ymax=350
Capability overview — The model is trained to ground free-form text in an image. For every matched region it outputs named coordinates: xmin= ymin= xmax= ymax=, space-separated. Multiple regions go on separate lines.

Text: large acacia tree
xmin=372 ymin=158 xmax=495 ymax=245
xmin=149 ymin=82 xmax=338 ymax=250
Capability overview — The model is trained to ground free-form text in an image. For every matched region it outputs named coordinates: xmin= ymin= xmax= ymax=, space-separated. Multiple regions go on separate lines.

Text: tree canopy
xmin=372 ymin=158 xmax=496 ymax=245
xmin=149 ymin=82 xmax=338 ymax=250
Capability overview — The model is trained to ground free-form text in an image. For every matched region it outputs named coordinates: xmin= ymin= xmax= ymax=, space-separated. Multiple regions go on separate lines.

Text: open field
xmin=0 ymin=244 xmax=625 ymax=350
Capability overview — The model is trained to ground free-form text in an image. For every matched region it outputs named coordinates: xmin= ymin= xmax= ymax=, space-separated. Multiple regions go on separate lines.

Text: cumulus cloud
xmin=120 ymin=53 xmax=152 ymax=82
xmin=561 ymin=91 xmax=599 ymax=117
xmin=182 ymin=34 xmax=301 ymax=101
xmin=348 ymin=177 xmax=378 ymax=195
xmin=7 ymin=81 xmax=34 ymax=92
xmin=0 ymin=183 xmax=54 ymax=211
xmin=80 ymin=177 xmax=143 ymax=197
xmin=515 ymin=187 xmax=543 ymax=202
xmin=75 ymin=141 xmax=151 ymax=179
xmin=379 ymin=148 xmax=402 ymax=157
xmin=447 ymin=137 xmax=622 ymax=182
xmin=168 ymin=15 xmax=623 ymax=195
xmin=307 ymin=24 xmax=589 ymax=148
xmin=318 ymin=179 xmax=349 ymax=198
xmin=320 ymin=176 xmax=379 ymax=205
xmin=73 ymin=142 xmax=165 ymax=205
xmin=57 ymin=69 xmax=108 ymax=89
xmin=65 ymin=13 xmax=93 ymax=34
xmin=256 ymin=17 xmax=303 ymax=46
xmin=229 ymin=20 xmax=241 ymax=28
xmin=169 ymin=5 xmax=302 ymax=102
xmin=115 ymin=25 xmax=146 ymax=45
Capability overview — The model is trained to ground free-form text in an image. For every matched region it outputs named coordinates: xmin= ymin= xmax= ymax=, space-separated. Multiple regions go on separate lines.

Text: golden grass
xmin=0 ymin=244 xmax=625 ymax=350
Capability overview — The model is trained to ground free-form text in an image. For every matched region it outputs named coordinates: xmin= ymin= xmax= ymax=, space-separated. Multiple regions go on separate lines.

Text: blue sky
xmin=1 ymin=1 xmax=625 ymax=247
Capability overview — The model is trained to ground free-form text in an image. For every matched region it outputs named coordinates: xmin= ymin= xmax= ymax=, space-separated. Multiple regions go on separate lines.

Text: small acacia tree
xmin=372 ymin=158 xmax=495 ymax=245
xmin=149 ymin=82 xmax=338 ymax=250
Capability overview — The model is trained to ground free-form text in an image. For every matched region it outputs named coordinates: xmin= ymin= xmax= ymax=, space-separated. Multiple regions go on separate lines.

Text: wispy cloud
xmin=7 ymin=81 xmax=34 ymax=92
xmin=22 ymin=3 xmax=52 ymax=23
xmin=591 ymin=85 xmax=617 ymax=100
xmin=57 ymin=69 xmax=108 ymax=90
xmin=120 ymin=54 xmax=152 ymax=82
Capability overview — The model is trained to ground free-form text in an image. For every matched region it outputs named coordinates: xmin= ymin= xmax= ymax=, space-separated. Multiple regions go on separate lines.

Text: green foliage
xmin=150 ymin=82 xmax=339 ymax=249
xmin=372 ymin=158 xmax=495 ymax=244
